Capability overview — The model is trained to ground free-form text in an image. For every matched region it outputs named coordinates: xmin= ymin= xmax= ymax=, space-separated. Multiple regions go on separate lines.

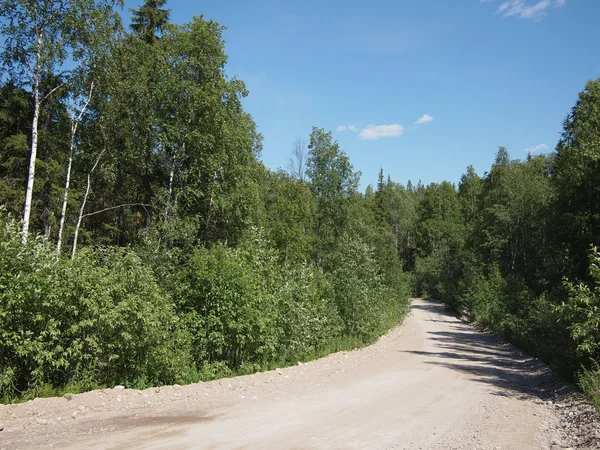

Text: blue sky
xmin=124 ymin=0 xmax=600 ymax=190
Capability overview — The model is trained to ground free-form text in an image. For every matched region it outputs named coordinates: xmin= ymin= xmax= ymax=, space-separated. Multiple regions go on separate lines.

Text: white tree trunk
xmin=164 ymin=165 xmax=175 ymax=222
xmin=57 ymin=126 xmax=75 ymax=254
xmin=57 ymin=82 xmax=94 ymax=255
xmin=71 ymin=148 xmax=105 ymax=259
xmin=21 ymin=38 xmax=43 ymax=244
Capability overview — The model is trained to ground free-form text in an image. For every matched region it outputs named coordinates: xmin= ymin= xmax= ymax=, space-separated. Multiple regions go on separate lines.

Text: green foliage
xmin=558 ymin=247 xmax=600 ymax=360
xmin=0 ymin=0 xmax=416 ymax=405
xmin=329 ymin=233 xmax=408 ymax=338
xmin=405 ymin=80 xmax=600 ymax=412
xmin=307 ymin=127 xmax=360 ymax=259
xmin=174 ymin=230 xmax=281 ymax=370
xmin=553 ymin=79 xmax=600 ymax=278
xmin=261 ymin=170 xmax=315 ymax=262
xmin=0 ymin=211 xmax=192 ymax=401
xmin=130 ymin=0 xmax=170 ymax=44
xmin=276 ymin=264 xmax=343 ymax=361
xmin=579 ymin=362 xmax=600 ymax=412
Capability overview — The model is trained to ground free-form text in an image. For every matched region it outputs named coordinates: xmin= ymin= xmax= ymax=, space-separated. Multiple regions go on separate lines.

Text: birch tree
xmin=56 ymin=79 xmax=93 ymax=254
xmin=0 ymin=0 xmax=122 ymax=243
xmin=288 ymin=137 xmax=307 ymax=182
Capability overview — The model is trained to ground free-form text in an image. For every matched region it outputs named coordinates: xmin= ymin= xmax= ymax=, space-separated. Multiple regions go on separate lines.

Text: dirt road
xmin=1 ymin=298 xmax=598 ymax=449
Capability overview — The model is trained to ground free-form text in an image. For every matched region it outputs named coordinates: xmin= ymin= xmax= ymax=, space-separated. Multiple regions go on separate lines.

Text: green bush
xmin=174 ymin=232 xmax=281 ymax=371
xmin=558 ymin=247 xmax=600 ymax=362
xmin=276 ymin=263 xmax=343 ymax=361
xmin=0 ymin=213 xmax=191 ymax=401
xmin=329 ymin=234 xmax=408 ymax=339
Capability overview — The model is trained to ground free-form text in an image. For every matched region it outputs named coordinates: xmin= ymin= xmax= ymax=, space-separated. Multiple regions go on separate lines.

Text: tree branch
xmin=41 ymin=81 xmax=66 ymax=103
xmin=75 ymin=80 xmax=94 ymax=122
xmin=81 ymin=203 xmax=152 ymax=219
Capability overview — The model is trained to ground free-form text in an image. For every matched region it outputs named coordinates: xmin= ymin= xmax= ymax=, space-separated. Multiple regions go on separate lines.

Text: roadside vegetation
xmin=0 ymin=0 xmax=598 ymax=411
xmin=409 ymin=81 xmax=600 ymax=410
xmin=0 ymin=0 xmax=412 ymax=403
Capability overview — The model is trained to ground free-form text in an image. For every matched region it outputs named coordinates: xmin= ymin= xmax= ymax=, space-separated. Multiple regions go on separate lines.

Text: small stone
xmin=276 ymin=368 xmax=282 ymax=375
xmin=114 ymin=385 xmax=125 ymax=391
xmin=116 ymin=396 xmax=122 ymax=402
xmin=251 ymin=396 xmax=258 ymax=400
xmin=0 ymin=424 xmax=4 ymax=431
xmin=77 ymin=405 xmax=85 ymax=411
xmin=173 ymin=384 xmax=181 ymax=390
xmin=63 ymin=393 xmax=74 ymax=401
xmin=145 ymin=401 xmax=152 ymax=407
xmin=297 ymin=361 xmax=303 ymax=366
xmin=36 ymin=419 xmax=48 ymax=425
xmin=72 ymin=412 xmax=78 ymax=419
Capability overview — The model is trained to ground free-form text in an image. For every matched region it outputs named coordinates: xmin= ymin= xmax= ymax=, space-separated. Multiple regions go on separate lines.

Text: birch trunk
xmin=21 ymin=36 xmax=43 ymax=244
xmin=71 ymin=148 xmax=105 ymax=259
xmin=164 ymin=166 xmax=175 ymax=222
xmin=57 ymin=82 xmax=94 ymax=254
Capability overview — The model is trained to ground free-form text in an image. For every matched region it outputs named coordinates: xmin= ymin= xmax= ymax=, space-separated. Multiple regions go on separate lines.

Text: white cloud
xmin=359 ymin=124 xmax=404 ymax=140
xmin=525 ymin=143 xmax=549 ymax=153
xmin=490 ymin=0 xmax=566 ymax=20
xmin=415 ymin=114 xmax=434 ymax=125
xmin=336 ymin=124 xmax=358 ymax=133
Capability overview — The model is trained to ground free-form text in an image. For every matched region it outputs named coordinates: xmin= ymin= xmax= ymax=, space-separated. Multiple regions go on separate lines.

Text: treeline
xmin=407 ymin=79 xmax=600 ymax=410
xmin=0 ymin=1 xmax=411 ymax=401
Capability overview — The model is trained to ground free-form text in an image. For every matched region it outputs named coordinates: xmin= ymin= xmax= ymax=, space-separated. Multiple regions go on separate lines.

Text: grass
xmin=578 ymin=362 xmax=600 ymax=413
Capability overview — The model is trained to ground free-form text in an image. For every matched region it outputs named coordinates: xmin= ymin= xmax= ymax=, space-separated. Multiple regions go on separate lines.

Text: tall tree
xmin=288 ymin=137 xmax=307 ymax=182
xmin=306 ymin=127 xmax=360 ymax=260
xmin=0 ymin=83 xmax=32 ymax=216
xmin=130 ymin=0 xmax=170 ymax=44
xmin=0 ymin=0 xmax=121 ymax=243
xmin=553 ymin=78 xmax=600 ymax=278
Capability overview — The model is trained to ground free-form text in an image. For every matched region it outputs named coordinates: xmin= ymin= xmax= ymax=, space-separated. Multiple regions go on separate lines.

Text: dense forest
xmin=0 ymin=0 xmax=599 ymax=411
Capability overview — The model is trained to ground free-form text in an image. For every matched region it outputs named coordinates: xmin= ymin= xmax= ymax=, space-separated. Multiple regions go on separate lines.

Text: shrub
xmin=276 ymin=263 xmax=342 ymax=361
xmin=174 ymin=231 xmax=281 ymax=371
xmin=0 ymin=212 xmax=191 ymax=401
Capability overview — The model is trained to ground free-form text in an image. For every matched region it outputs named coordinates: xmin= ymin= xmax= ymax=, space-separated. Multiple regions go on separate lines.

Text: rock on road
xmin=1 ymin=298 xmax=598 ymax=449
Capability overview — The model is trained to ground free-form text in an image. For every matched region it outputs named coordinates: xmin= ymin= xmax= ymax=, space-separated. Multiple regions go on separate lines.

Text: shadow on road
xmin=403 ymin=299 xmax=558 ymax=402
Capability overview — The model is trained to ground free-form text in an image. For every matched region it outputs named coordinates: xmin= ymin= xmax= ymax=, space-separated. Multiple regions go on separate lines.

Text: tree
xmin=306 ymin=127 xmax=360 ymax=260
xmin=477 ymin=149 xmax=553 ymax=285
xmin=377 ymin=168 xmax=385 ymax=192
xmin=0 ymin=83 xmax=32 ymax=216
xmin=558 ymin=246 xmax=600 ymax=361
xmin=553 ymin=78 xmax=600 ymax=278
xmin=56 ymin=79 xmax=94 ymax=255
xmin=0 ymin=0 xmax=121 ymax=243
xmin=261 ymin=170 xmax=315 ymax=262
xmin=458 ymin=165 xmax=482 ymax=225
xmin=130 ymin=0 xmax=170 ymax=44
xmin=288 ymin=137 xmax=307 ymax=182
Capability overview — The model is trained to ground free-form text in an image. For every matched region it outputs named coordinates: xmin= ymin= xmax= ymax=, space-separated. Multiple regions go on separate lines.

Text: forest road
xmin=0 ymin=298 xmax=592 ymax=450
